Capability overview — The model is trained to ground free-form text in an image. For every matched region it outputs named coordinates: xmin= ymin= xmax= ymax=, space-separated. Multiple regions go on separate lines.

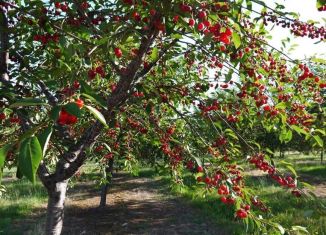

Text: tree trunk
xmin=45 ymin=181 xmax=68 ymax=235
xmin=0 ymin=6 xmax=9 ymax=82
xmin=99 ymin=158 xmax=114 ymax=208
xmin=321 ymin=150 xmax=324 ymax=164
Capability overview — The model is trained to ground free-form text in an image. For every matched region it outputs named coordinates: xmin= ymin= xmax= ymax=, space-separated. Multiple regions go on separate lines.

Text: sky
xmin=254 ymin=0 xmax=326 ymax=60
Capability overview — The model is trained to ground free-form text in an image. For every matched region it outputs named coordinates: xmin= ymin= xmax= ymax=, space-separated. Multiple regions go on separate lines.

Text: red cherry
xmin=236 ymin=209 xmax=248 ymax=219
xmin=60 ymin=3 xmax=68 ymax=12
xmin=173 ymin=15 xmax=179 ymax=23
xmin=221 ymin=196 xmax=228 ymax=204
xmin=244 ymin=205 xmax=250 ymax=211
xmin=9 ymin=117 xmax=20 ymax=123
xmin=58 ymin=109 xmax=69 ymax=125
xmin=220 ymin=45 xmax=226 ymax=51
xmin=88 ymin=69 xmax=97 ymax=80
xmin=198 ymin=22 xmax=205 ymax=31
xmin=204 ymin=177 xmax=211 ymax=184
xmin=263 ymin=105 xmax=271 ymax=112
xmin=114 ymin=48 xmax=122 ymax=58
xmin=73 ymin=80 xmax=80 ymax=89
xmin=95 ymin=145 xmax=104 ymax=152
xmin=197 ymin=166 xmax=203 ymax=172
xmin=75 ymin=99 xmax=84 ymax=109
xmin=149 ymin=9 xmax=156 ymax=16
xmin=58 ymin=109 xmax=78 ymax=125
xmin=81 ymin=1 xmax=89 ymax=10
xmin=132 ymin=12 xmax=141 ymax=21
xmin=198 ymin=11 xmax=207 ymax=19
xmin=227 ymin=197 xmax=235 ymax=204
xmin=0 ymin=113 xmax=6 ymax=120
xmin=203 ymin=20 xmax=211 ymax=27
xmin=188 ymin=18 xmax=195 ymax=27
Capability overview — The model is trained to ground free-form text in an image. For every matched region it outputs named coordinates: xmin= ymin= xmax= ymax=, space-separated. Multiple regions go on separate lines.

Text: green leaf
xmin=225 ymin=129 xmax=238 ymax=140
xmin=0 ymin=144 xmax=12 ymax=182
xmin=276 ymin=223 xmax=285 ymax=235
xmin=232 ymin=32 xmax=241 ymax=49
xmin=291 ymin=226 xmax=309 ymax=234
xmin=102 ymin=143 xmax=112 ymax=152
xmin=50 ymin=106 xmax=61 ymax=121
xmin=193 ymin=156 xmax=202 ymax=167
xmin=18 ymin=137 xmax=43 ymax=184
xmin=279 ymin=160 xmax=293 ymax=166
xmin=279 ymin=128 xmax=292 ymax=143
xmin=313 ymin=135 xmax=323 ymax=147
xmin=246 ymin=0 xmax=252 ymax=10
xmin=317 ymin=0 xmax=326 ymax=8
xmin=275 ymin=102 xmax=287 ymax=110
xmin=16 ymin=166 xmax=24 ymax=179
xmin=85 ymin=105 xmax=107 ymax=127
xmin=171 ymin=34 xmax=182 ymax=39
xmin=311 ymin=57 xmax=326 ymax=64
xmin=10 ymin=98 xmax=48 ymax=108
xmin=64 ymin=103 xmax=81 ymax=118
xmin=37 ymin=127 xmax=53 ymax=157
xmin=301 ymin=181 xmax=315 ymax=190
xmin=0 ymin=144 xmax=11 ymax=169
xmin=286 ymin=165 xmax=298 ymax=177
xmin=150 ymin=47 xmax=159 ymax=62
xmin=80 ymin=81 xmax=107 ymax=108
xmin=291 ymin=125 xmax=308 ymax=136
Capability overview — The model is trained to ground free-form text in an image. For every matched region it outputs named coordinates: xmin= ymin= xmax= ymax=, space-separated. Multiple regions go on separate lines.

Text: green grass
xmin=246 ymin=176 xmax=326 ymax=234
xmin=139 ymin=153 xmax=326 ymax=235
xmin=0 ymin=171 xmax=47 ymax=235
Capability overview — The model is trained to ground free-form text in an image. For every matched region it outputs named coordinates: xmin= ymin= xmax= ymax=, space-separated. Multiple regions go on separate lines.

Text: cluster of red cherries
xmin=88 ymin=66 xmax=106 ymax=80
xmin=249 ymin=153 xmax=302 ymax=197
xmin=262 ymin=12 xmax=326 ymax=40
xmin=57 ymin=99 xmax=83 ymax=126
xmin=0 ymin=113 xmax=21 ymax=124
xmin=127 ymin=118 xmax=148 ymax=134
xmin=160 ymin=127 xmax=185 ymax=167
xmin=33 ymin=33 xmax=60 ymax=45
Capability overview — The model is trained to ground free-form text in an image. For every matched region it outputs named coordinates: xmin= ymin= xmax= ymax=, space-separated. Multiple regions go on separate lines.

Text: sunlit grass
xmin=0 ymin=177 xmax=47 ymax=234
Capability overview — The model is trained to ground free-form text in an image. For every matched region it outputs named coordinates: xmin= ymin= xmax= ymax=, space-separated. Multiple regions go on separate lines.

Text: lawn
xmin=0 ymin=176 xmax=47 ymax=235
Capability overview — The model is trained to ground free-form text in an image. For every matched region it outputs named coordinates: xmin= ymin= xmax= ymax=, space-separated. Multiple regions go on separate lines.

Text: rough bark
xmin=45 ymin=181 xmax=68 ymax=235
xmin=99 ymin=158 xmax=114 ymax=208
xmin=0 ymin=6 xmax=9 ymax=82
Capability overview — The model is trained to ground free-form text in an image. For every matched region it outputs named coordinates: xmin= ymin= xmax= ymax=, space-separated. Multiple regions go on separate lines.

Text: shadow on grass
xmin=298 ymin=165 xmax=326 ymax=179
xmin=0 ymin=179 xmax=47 ymax=235
xmin=62 ymin=171 xmax=235 ymax=235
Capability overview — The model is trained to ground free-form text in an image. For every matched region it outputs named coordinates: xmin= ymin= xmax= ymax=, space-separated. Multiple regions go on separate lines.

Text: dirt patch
xmin=62 ymin=173 xmax=226 ymax=235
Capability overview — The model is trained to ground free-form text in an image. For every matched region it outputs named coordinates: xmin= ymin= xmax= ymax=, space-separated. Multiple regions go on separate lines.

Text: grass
xmin=0 ymin=169 xmax=47 ymax=235
xmin=139 ymin=153 xmax=326 ymax=235
xmin=246 ymin=176 xmax=326 ymax=234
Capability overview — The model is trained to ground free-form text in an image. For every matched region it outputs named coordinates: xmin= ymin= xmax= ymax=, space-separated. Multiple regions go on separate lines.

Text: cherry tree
xmin=0 ymin=0 xmax=325 ymax=234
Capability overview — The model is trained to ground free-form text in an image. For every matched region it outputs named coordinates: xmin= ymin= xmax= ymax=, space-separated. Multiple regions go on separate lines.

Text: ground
xmin=6 ymin=172 xmax=228 ymax=235
xmin=62 ymin=173 xmax=227 ymax=235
